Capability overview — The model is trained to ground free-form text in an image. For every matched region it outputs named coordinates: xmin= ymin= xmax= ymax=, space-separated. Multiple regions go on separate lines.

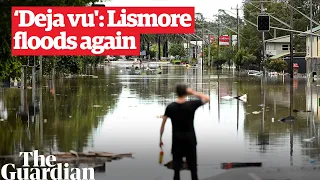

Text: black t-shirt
xmin=164 ymin=99 xmax=203 ymax=147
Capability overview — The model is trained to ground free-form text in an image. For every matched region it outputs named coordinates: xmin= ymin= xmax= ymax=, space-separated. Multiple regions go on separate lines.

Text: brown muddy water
xmin=0 ymin=65 xmax=319 ymax=180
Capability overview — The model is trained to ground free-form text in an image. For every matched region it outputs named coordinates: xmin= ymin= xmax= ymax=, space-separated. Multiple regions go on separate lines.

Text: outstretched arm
xmin=187 ymin=88 xmax=210 ymax=104
xmin=159 ymin=115 xmax=168 ymax=147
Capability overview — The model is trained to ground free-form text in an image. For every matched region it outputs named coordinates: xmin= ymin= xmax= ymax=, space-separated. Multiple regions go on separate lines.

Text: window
xmin=282 ymin=44 xmax=289 ymax=51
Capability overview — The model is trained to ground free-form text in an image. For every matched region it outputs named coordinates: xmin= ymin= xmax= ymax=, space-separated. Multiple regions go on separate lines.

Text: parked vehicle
xmin=248 ymin=70 xmax=263 ymax=76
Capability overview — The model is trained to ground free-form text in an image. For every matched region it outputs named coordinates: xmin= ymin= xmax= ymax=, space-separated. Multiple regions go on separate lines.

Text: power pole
xmin=218 ymin=16 xmax=220 ymax=58
xmin=290 ymin=5 xmax=294 ymax=79
xmin=188 ymin=35 xmax=191 ymax=64
xmin=289 ymin=3 xmax=294 ymax=117
xmin=261 ymin=1 xmax=266 ymax=75
xmin=231 ymin=5 xmax=241 ymax=69
xmin=237 ymin=4 xmax=240 ymax=52
xmin=310 ymin=0 xmax=313 ymax=78
xmin=208 ymin=36 xmax=211 ymax=67
xmin=202 ymin=20 xmax=204 ymax=69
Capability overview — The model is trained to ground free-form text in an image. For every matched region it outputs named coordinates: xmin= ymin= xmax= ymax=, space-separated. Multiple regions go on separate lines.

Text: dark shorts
xmin=171 ymin=135 xmax=197 ymax=171
xmin=172 ymin=144 xmax=197 ymax=171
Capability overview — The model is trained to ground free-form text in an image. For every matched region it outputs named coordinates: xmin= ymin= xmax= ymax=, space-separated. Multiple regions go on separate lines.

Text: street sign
xmin=232 ymin=35 xmax=237 ymax=46
xmin=257 ymin=15 xmax=270 ymax=32
xmin=209 ymin=36 xmax=215 ymax=43
xmin=219 ymin=35 xmax=230 ymax=46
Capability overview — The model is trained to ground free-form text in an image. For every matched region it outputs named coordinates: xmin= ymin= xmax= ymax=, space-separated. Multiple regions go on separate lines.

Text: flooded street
xmin=0 ymin=65 xmax=320 ymax=180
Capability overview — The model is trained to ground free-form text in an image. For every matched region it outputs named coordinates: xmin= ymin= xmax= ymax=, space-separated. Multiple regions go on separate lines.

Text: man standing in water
xmin=159 ymin=84 xmax=210 ymax=180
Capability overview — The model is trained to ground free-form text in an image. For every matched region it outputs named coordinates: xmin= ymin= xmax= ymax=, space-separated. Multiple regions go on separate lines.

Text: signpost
xmin=232 ymin=35 xmax=237 ymax=46
xmin=219 ymin=35 xmax=230 ymax=46
xmin=209 ymin=36 xmax=215 ymax=43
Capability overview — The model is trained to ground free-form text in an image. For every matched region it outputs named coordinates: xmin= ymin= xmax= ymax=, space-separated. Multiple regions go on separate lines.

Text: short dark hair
xmin=176 ymin=84 xmax=187 ymax=97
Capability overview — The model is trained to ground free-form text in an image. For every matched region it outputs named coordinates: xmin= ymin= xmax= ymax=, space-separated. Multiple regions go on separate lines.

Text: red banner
xmin=219 ymin=35 xmax=230 ymax=46
xmin=11 ymin=6 xmax=195 ymax=56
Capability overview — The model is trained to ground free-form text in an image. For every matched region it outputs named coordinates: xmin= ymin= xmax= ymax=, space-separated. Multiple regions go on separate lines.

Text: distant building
xmin=265 ymin=35 xmax=293 ymax=57
xmin=266 ymin=35 xmax=307 ymax=74
xmin=183 ymin=41 xmax=203 ymax=59
xmin=299 ymin=25 xmax=320 ymax=76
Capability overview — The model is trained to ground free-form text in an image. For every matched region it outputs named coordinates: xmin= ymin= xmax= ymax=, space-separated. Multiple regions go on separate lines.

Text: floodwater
xmin=0 ymin=65 xmax=320 ymax=180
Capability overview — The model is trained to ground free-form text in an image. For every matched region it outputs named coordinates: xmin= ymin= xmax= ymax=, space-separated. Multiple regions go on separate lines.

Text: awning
xmin=269 ymin=52 xmax=290 ymax=60
xmin=269 ymin=52 xmax=306 ymax=60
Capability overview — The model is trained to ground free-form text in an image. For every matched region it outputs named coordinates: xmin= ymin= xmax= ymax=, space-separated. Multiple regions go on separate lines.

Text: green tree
xmin=212 ymin=55 xmax=227 ymax=69
xmin=234 ymin=48 xmax=256 ymax=70
xmin=265 ymin=59 xmax=288 ymax=72
xmin=203 ymin=42 xmax=218 ymax=65
xmin=168 ymin=44 xmax=185 ymax=57
xmin=221 ymin=46 xmax=236 ymax=68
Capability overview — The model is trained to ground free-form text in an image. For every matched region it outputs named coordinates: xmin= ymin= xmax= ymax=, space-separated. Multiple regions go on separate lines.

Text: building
xmin=265 ymin=35 xmax=306 ymax=74
xmin=299 ymin=26 xmax=320 ymax=76
xmin=265 ymin=35 xmax=293 ymax=57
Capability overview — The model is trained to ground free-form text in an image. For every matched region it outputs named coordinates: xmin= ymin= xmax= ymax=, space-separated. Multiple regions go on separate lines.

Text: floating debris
xmin=164 ymin=160 xmax=189 ymax=170
xmin=93 ymin=105 xmax=102 ymax=108
xmin=302 ymin=137 xmax=316 ymax=143
xmin=221 ymin=162 xmax=262 ymax=169
xmin=0 ymin=119 xmax=4 ymax=122
xmin=252 ymin=111 xmax=261 ymax=115
xmin=272 ymin=118 xmax=274 ymax=122
xmin=236 ymin=94 xmax=247 ymax=102
xmin=69 ymin=116 xmax=72 ymax=118
xmin=221 ymin=94 xmax=247 ymax=102
xmin=310 ymin=159 xmax=317 ymax=164
xmin=293 ymin=109 xmax=312 ymax=113
xmin=278 ymin=116 xmax=294 ymax=123
xmin=301 ymin=148 xmax=317 ymax=150
xmin=1 ymin=151 xmax=133 ymax=164
xmin=70 ymin=150 xmax=79 ymax=158
xmin=221 ymin=95 xmax=233 ymax=100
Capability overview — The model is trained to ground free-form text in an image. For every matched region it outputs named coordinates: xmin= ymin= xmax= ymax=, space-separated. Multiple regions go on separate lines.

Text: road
xmin=203 ymin=167 xmax=320 ymax=180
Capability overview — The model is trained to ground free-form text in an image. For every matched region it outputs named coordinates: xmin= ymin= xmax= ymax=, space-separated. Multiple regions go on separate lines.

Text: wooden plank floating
xmin=221 ymin=162 xmax=262 ymax=169
xmin=0 ymin=151 xmax=134 ymax=164
xmin=164 ymin=160 xmax=189 ymax=170
xmin=50 ymin=151 xmax=133 ymax=163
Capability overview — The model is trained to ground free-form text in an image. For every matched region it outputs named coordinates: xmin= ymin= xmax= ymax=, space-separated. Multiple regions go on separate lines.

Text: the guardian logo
xmin=1 ymin=150 xmax=94 ymax=180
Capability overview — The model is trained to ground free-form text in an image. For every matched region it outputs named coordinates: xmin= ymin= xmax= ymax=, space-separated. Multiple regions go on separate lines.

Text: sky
xmin=104 ymin=0 xmax=243 ymax=20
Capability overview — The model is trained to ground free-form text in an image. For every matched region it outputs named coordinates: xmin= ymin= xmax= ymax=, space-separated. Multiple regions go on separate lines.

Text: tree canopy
xmin=0 ymin=0 xmax=107 ymax=81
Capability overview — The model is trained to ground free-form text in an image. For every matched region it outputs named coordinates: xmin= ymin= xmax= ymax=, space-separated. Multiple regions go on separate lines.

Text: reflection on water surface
xmin=0 ymin=66 xmax=319 ymax=180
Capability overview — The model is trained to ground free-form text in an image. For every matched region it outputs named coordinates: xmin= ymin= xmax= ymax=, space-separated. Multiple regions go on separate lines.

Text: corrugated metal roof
xmin=269 ymin=52 xmax=306 ymax=59
xmin=265 ymin=35 xmax=290 ymax=43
